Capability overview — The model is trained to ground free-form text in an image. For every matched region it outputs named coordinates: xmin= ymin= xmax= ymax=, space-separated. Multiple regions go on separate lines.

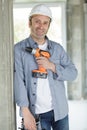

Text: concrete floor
xmin=16 ymin=100 xmax=87 ymax=130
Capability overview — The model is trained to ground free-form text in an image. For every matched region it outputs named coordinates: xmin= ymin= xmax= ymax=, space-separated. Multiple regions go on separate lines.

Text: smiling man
xmin=14 ymin=4 xmax=78 ymax=130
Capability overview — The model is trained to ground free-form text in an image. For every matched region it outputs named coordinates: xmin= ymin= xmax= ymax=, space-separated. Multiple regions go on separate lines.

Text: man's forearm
xmin=21 ymin=107 xmax=36 ymax=130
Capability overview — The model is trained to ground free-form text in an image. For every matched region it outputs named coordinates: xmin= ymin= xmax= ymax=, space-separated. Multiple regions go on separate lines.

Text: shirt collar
xmin=28 ymin=35 xmax=52 ymax=50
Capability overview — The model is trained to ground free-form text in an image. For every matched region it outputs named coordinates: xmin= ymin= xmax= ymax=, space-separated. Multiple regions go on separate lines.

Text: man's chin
xmin=37 ymin=34 xmax=45 ymax=39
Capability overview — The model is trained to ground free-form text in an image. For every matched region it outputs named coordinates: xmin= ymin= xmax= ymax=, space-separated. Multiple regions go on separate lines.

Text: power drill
xmin=25 ymin=47 xmax=50 ymax=78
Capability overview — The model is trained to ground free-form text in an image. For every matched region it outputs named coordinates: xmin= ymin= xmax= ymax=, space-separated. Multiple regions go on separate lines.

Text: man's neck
xmin=30 ymin=35 xmax=46 ymax=45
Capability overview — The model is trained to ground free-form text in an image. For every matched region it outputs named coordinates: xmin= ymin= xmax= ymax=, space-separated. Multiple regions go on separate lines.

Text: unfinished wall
xmin=0 ymin=0 xmax=16 ymax=129
xmin=67 ymin=0 xmax=86 ymax=99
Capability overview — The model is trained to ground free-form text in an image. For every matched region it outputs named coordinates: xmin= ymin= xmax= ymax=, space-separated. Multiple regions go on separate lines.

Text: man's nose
xmin=39 ymin=22 xmax=44 ymax=28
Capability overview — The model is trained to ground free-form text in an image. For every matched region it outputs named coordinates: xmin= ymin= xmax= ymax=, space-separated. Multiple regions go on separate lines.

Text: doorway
xmin=13 ymin=2 xmax=67 ymax=129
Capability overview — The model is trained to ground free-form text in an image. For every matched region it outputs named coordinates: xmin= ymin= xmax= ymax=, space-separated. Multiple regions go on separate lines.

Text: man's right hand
xmin=22 ymin=107 xmax=36 ymax=130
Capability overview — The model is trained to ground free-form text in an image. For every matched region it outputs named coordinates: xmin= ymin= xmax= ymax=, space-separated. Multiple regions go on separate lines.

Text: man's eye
xmin=35 ymin=20 xmax=40 ymax=23
xmin=44 ymin=22 xmax=48 ymax=25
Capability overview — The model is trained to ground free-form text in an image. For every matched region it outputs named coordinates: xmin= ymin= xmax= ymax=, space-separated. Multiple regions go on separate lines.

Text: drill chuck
xmin=25 ymin=47 xmax=36 ymax=55
xmin=25 ymin=47 xmax=32 ymax=53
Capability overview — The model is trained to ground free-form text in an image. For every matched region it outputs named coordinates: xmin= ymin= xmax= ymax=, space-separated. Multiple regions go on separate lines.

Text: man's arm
xmin=14 ymin=44 xmax=29 ymax=107
xmin=36 ymin=46 xmax=77 ymax=81
xmin=14 ymin=44 xmax=36 ymax=130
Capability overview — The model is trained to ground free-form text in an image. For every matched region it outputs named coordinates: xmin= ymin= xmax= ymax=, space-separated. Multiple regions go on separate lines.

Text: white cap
xmin=29 ymin=4 xmax=52 ymax=20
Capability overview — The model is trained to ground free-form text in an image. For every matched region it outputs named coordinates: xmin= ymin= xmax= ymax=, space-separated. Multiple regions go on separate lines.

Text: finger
xmin=36 ymin=56 xmax=45 ymax=60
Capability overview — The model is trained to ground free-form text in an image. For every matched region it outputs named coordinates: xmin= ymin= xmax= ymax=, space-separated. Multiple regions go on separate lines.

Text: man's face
xmin=29 ymin=15 xmax=51 ymax=40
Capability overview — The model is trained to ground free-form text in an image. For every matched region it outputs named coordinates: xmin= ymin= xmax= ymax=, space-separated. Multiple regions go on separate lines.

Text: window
xmin=13 ymin=3 xmax=66 ymax=49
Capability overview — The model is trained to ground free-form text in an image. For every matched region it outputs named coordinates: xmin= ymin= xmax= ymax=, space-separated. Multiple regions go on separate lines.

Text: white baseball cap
xmin=29 ymin=4 xmax=52 ymax=20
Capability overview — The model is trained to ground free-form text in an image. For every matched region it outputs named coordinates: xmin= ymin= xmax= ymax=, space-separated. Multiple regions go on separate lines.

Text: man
xmin=14 ymin=4 xmax=77 ymax=130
